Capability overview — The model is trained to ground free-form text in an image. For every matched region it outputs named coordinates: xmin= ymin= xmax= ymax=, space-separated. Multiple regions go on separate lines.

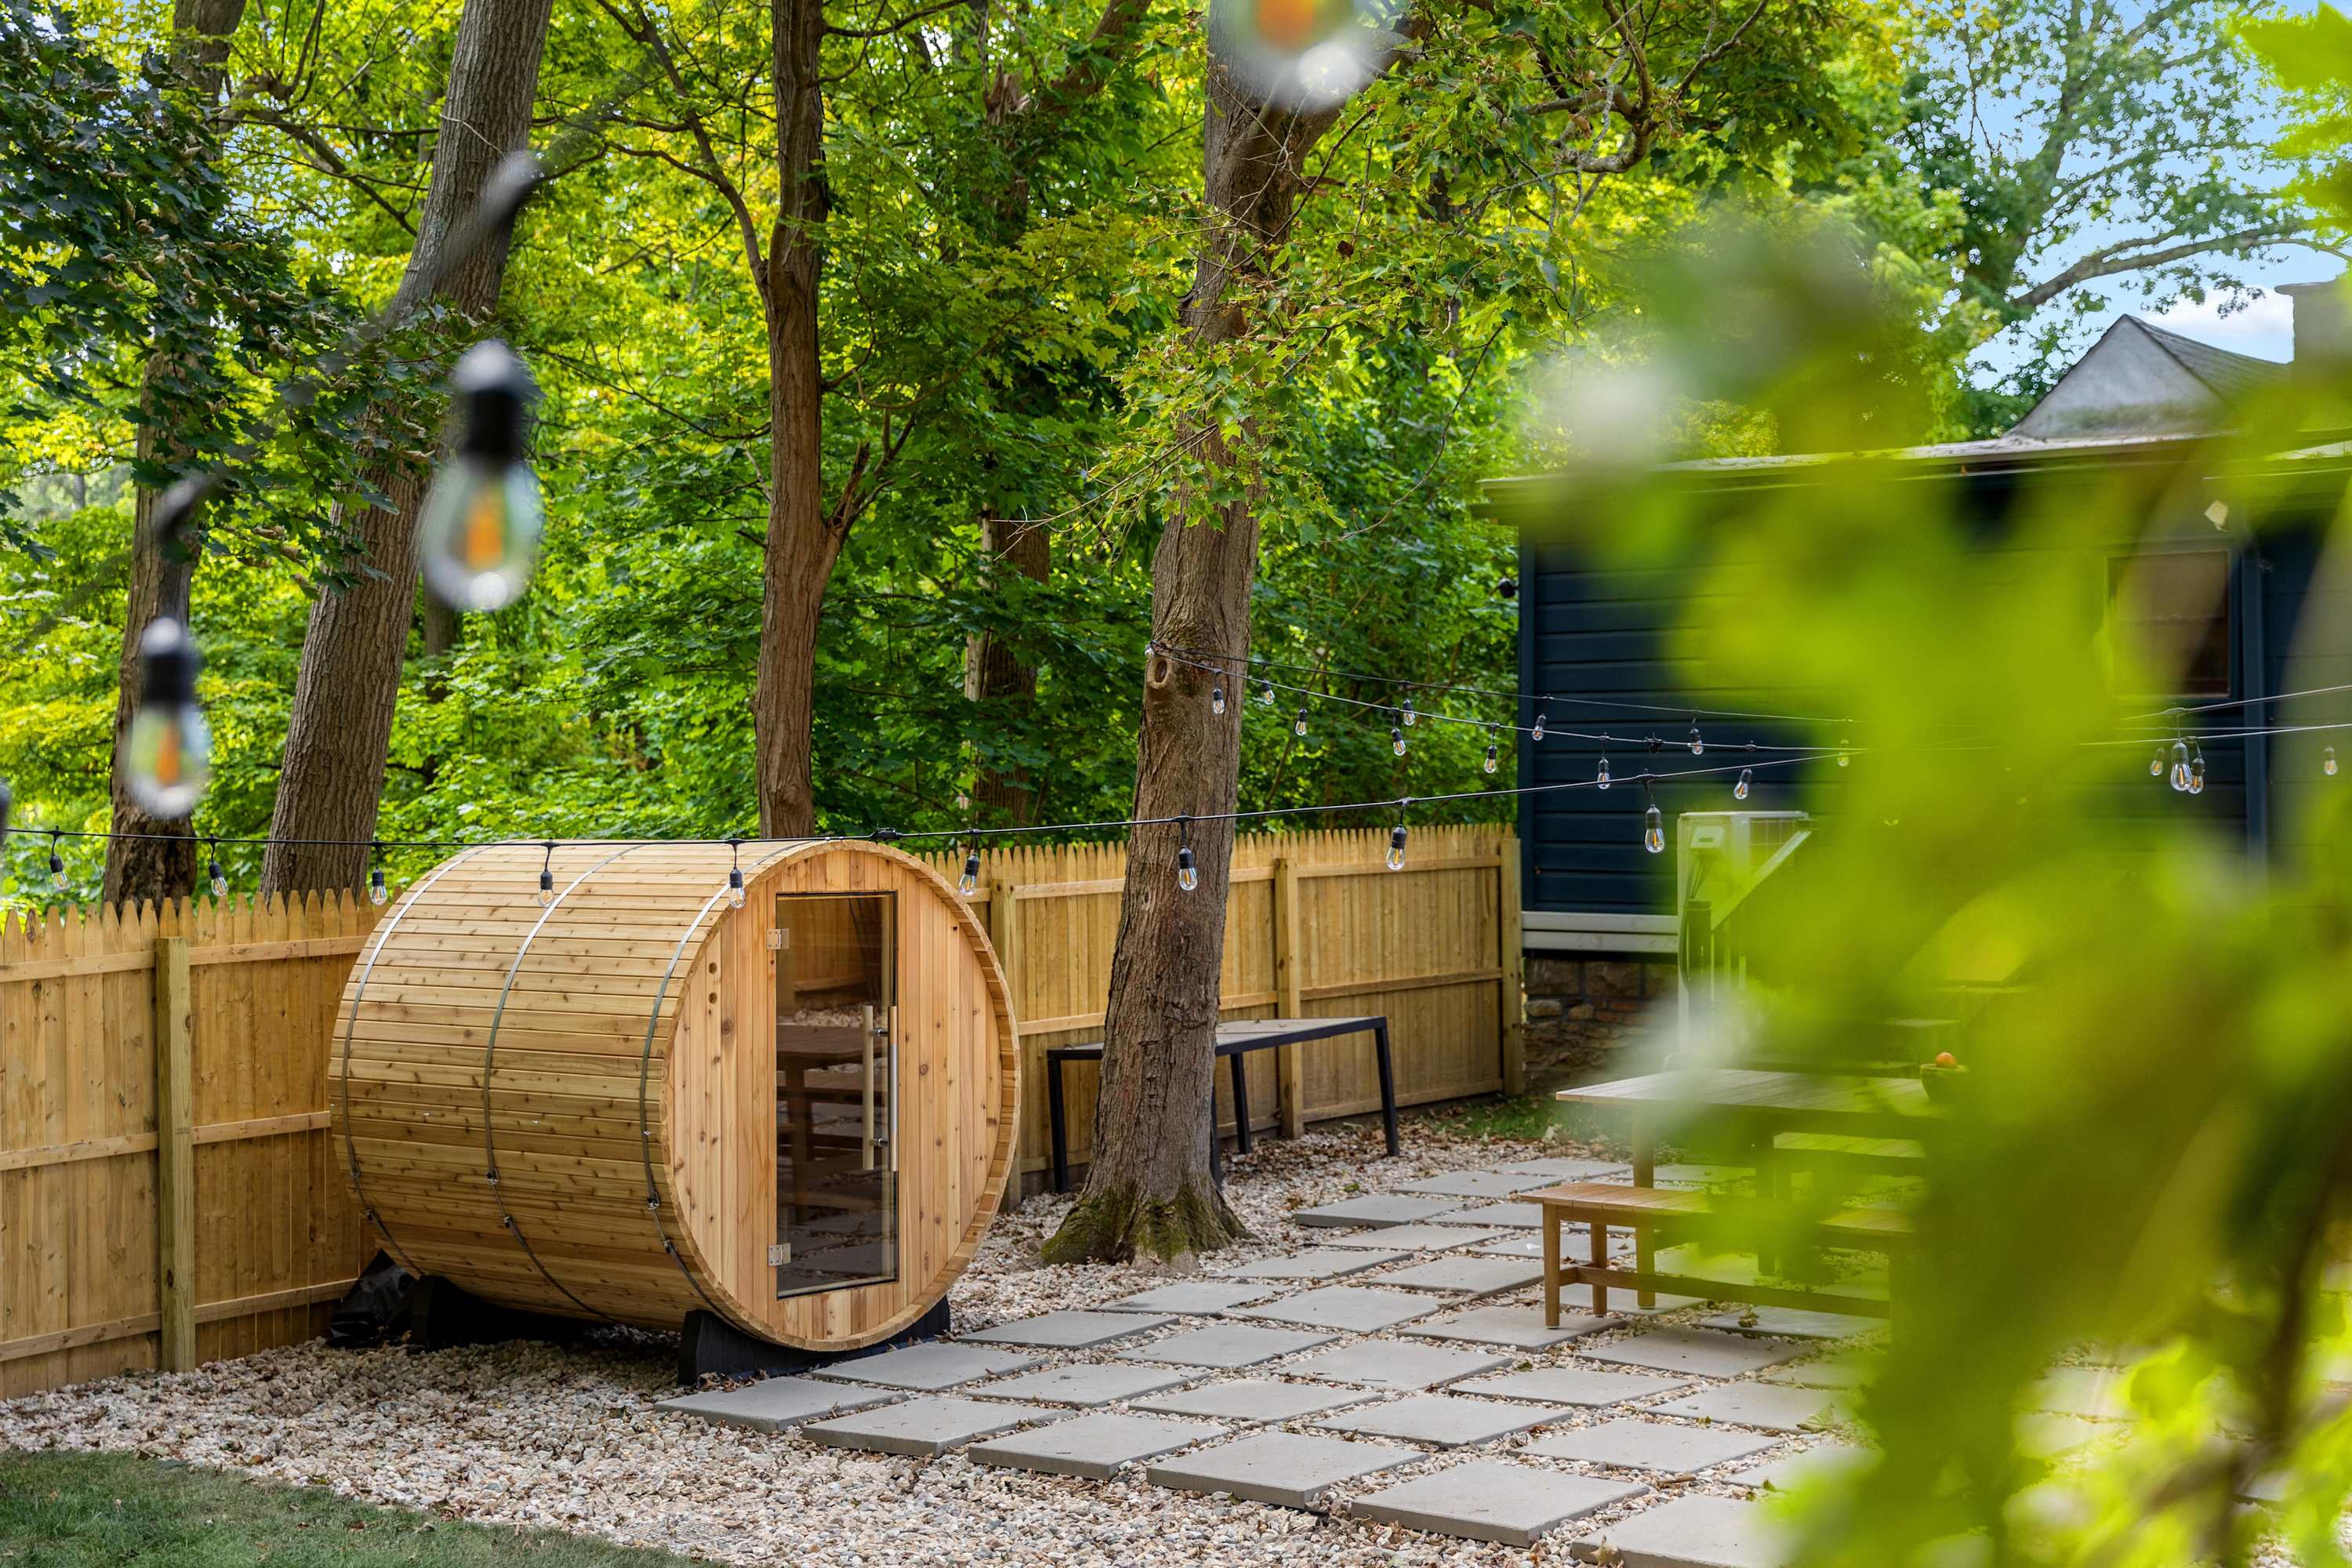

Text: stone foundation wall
xmin=1523 ymin=956 xmax=1678 ymax=1087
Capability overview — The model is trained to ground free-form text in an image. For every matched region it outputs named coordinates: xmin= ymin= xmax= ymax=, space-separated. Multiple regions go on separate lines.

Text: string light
xmin=48 ymin=830 xmax=64 ymax=889
xmin=1496 ymin=575 xmax=1517 ymax=600
xmin=1387 ymin=818 xmax=1408 ymax=872
xmin=2328 ymin=746 xmax=2339 ymax=778
xmin=1402 ymin=695 xmax=1416 ymax=728
xmin=126 ymin=616 xmax=210 ymax=818
xmin=725 ymin=837 xmax=746 ymax=908
xmin=419 ymin=339 xmax=543 ymax=612
xmin=1688 ymin=719 xmax=1704 ymax=756
xmin=1735 ymin=768 xmax=1752 ymax=800
xmin=1532 ymin=711 xmax=1547 ymax=742
xmin=368 ymin=840 xmax=389 ymax=906
xmin=2187 ymin=743 xmax=2207 ymax=796
xmin=1597 ymin=750 xmax=1611 ymax=789
xmin=1258 ymin=681 xmax=1276 ymax=706
xmin=956 ymin=833 xmax=982 ymax=898
xmin=1391 ymin=719 xmax=1406 ymax=757
xmin=1837 ymin=727 xmax=1852 ymax=768
xmin=2149 ymin=745 xmax=2165 ymax=778
xmin=1175 ymin=816 xmax=1198 ymax=892
xmin=1211 ymin=683 xmax=1226 ymax=715
xmin=1642 ymin=779 xmax=1665 ymax=855
xmin=1294 ymin=706 xmax=1308 ymax=738
xmin=2169 ymin=738 xmax=2192 ymax=793
xmin=537 ymin=841 xmax=556 ymax=906
xmin=206 ymin=837 xmax=227 ymax=898
xmin=1483 ymin=742 xmax=1498 ymax=775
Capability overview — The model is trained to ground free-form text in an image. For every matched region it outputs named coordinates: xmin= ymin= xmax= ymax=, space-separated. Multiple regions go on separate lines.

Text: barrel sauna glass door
xmin=773 ymin=892 xmax=898 ymax=1297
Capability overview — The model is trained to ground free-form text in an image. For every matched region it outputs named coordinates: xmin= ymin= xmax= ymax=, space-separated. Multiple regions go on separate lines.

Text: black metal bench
xmin=1046 ymin=1015 xmax=1399 ymax=1192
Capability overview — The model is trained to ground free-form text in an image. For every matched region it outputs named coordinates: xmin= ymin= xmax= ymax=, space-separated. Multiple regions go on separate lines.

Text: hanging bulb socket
xmin=1483 ymin=742 xmax=1498 ymax=775
xmin=2187 ymin=746 xmax=2207 ymax=796
xmin=206 ymin=837 xmax=227 ymax=899
xmin=1175 ymin=817 xmax=1198 ymax=892
xmin=1391 ymin=724 xmax=1406 ymax=757
xmin=1596 ymin=753 xmax=1611 ymax=790
xmin=1386 ymin=822 xmax=1408 ymax=872
xmin=126 ymin=616 xmax=211 ymax=818
xmin=538 ymin=841 xmax=556 ymax=906
xmin=48 ymin=830 xmax=64 ymax=889
xmin=1642 ymin=781 xmax=1664 ymax=855
xmin=1688 ymin=720 xmax=1704 ymax=756
xmin=1496 ymin=575 xmax=1517 ymax=600
xmin=1734 ymin=768 xmax=1752 ymax=801
xmin=1258 ymin=680 xmax=1276 ymax=706
xmin=2169 ymin=739 xmax=2192 ymax=793
xmin=1401 ymin=695 xmax=1416 ymax=728
xmin=1294 ymin=706 xmax=1308 ymax=738
xmin=725 ymin=837 xmax=746 ymax=908
xmin=1532 ymin=712 xmax=1546 ymax=742
xmin=1210 ymin=683 xmax=1226 ymax=716
xmin=418 ymin=339 xmax=543 ymax=612
xmin=2149 ymin=745 xmax=2165 ymax=779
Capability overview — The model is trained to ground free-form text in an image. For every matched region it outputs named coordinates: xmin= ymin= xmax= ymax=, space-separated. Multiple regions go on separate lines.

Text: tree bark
xmin=260 ymin=0 xmax=554 ymax=895
xmin=750 ymin=0 xmax=837 ymax=838
xmin=103 ymin=0 xmax=246 ymax=909
xmin=963 ymin=514 xmax=1049 ymax=825
xmin=1042 ymin=63 xmax=1346 ymax=1265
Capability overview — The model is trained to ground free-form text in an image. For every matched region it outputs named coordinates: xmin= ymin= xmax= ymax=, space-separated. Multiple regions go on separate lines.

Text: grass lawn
xmin=0 ymin=1448 xmax=702 ymax=1566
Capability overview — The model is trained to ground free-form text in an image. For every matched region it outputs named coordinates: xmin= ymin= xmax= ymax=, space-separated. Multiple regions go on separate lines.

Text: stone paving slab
xmin=813 ymin=1343 xmax=1043 ymax=1391
xmin=974 ymin=1362 xmax=1198 ymax=1408
xmin=1726 ymin=1443 xmax=1871 ymax=1492
xmin=1579 ymin=1328 xmax=1806 ymax=1378
xmin=655 ymin=1376 xmax=896 ymax=1432
xmin=1314 ymin=1392 xmax=1566 ymax=1448
xmin=1530 ymin=1279 xmax=1699 ymax=1313
xmin=1396 ymin=1170 xmax=1561 ymax=1200
xmin=802 ymin=1395 xmax=1061 ymax=1457
xmin=1228 ymin=1286 xmax=1441 ymax=1334
xmin=1116 ymin=1323 xmax=1338 ymax=1370
xmin=1598 ymin=1163 xmax=1755 ymax=1190
xmin=1492 ymin=1158 xmax=1632 ymax=1182
xmin=1650 ymin=1382 xmax=1846 ymax=1433
xmin=1458 ymin=1367 xmax=1697 ymax=1406
xmin=1378 ymin=1255 xmax=1546 ymax=1295
xmin=1700 ymin=1307 xmax=1879 ymax=1341
xmin=1428 ymin=1203 xmax=1541 ymax=1229
xmin=1408 ymin=1304 xmax=1615 ymax=1350
xmin=960 ymin=1310 xmax=1175 ymax=1348
xmin=967 ymin=1411 xmax=1226 ymax=1480
xmin=1101 ymin=1280 xmax=1278 ymax=1315
xmin=1762 ymin=1357 xmax=1873 ymax=1391
xmin=1472 ymin=1233 xmax=1635 ymax=1263
xmin=1145 ymin=1431 xmax=1417 ymax=1511
xmin=1293 ymin=1195 xmax=1461 ymax=1229
xmin=1356 ymin=1460 xmax=1650 ymax=1548
xmin=1134 ymin=1378 xmax=1373 ymax=1424
xmin=1573 ymin=1494 xmax=1792 ymax=1567
xmin=1283 ymin=1341 xmax=1512 ymax=1390
xmin=1217 ymin=1248 xmax=1406 ymax=1280
xmin=1527 ymin=1417 xmax=1782 ymax=1475
xmin=1321 ymin=1224 xmax=1500 ymax=1251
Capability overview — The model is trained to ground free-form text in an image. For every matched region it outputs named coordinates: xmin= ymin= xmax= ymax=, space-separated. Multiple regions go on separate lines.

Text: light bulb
xmin=538 ymin=866 xmax=555 ymax=906
xmin=1294 ymin=707 xmax=1308 ymax=738
xmin=1211 ymin=684 xmax=1226 ymax=715
xmin=48 ymin=836 xmax=64 ymax=888
xmin=1391 ymin=726 xmax=1406 ymax=757
xmin=208 ymin=854 xmax=227 ymax=898
xmin=726 ymin=865 xmax=746 ymax=909
xmin=1496 ymin=575 xmax=1517 ymax=600
xmin=368 ymin=866 xmax=389 ymax=906
xmin=1643 ymin=804 xmax=1664 ymax=854
xmin=1531 ymin=713 xmax=1546 ymax=742
xmin=1836 ymin=742 xmax=1850 ymax=768
xmin=125 ymin=617 xmax=210 ymax=818
xmin=1176 ymin=845 xmax=1198 ymax=891
xmin=1734 ymin=768 xmax=1751 ymax=801
xmin=2149 ymin=746 xmax=2165 ymax=779
xmin=2188 ymin=752 xmax=2206 ymax=795
xmin=1483 ymin=743 xmax=1497 ymax=775
xmin=1386 ymin=825 xmax=1407 ymax=872
xmin=1688 ymin=722 xmax=1704 ymax=756
xmin=2169 ymin=740 xmax=2191 ymax=792
xmin=1402 ymin=696 xmax=1416 ymax=728
xmin=419 ymin=340 xmax=542 ymax=612
xmin=957 ymin=852 xmax=981 ymax=898
xmin=2328 ymin=746 xmax=2339 ymax=778
xmin=1258 ymin=681 xmax=1276 ymax=706
xmin=1596 ymin=755 xmax=1611 ymax=789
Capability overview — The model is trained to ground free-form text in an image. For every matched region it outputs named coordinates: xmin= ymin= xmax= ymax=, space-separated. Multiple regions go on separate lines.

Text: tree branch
xmin=2008 ymin=220 xmax=2317 ymax=314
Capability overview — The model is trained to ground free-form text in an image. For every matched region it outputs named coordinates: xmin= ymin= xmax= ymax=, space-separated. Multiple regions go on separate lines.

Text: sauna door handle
xmin=861 ymin=1004 xmax=878 ymax=1171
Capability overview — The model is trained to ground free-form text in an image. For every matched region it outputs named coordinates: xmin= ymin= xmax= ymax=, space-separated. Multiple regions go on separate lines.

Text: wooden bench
xmin=1531 ymin=1181 xmax=1914 ymax=1325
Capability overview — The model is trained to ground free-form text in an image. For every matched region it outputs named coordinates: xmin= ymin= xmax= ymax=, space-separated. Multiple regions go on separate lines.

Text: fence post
xmin=990 ymin=879 xmax=1028 ymax=1198
xmin=1500 ymin=837 xmax=1526 ymax=1096
xmin=153 ymin=935 xmax=196 ymax=1371
xmin=1272 ymin=856 xmax=1305 ymax=1138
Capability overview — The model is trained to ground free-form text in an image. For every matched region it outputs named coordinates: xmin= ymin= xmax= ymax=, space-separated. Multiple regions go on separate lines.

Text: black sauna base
xmin=678 ymin=1298 xmax=953 ymax=1385
xmin=408 ymin=1275 xmax=590 ymax=1352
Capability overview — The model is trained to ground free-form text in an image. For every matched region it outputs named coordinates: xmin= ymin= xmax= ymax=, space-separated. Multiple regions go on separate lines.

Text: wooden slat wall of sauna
xmin=0 ymin=895 xmax=382 ymax=1396
xmin=916 ymin=825 xmax=1516 ymax=1177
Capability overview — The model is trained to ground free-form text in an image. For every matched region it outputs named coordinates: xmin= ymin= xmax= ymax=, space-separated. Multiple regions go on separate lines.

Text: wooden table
xmin=1555 ymin=1067 xmax=1936 ymax=1302
xmin=1047 ymin=1016 xmax=1399 ymax=1192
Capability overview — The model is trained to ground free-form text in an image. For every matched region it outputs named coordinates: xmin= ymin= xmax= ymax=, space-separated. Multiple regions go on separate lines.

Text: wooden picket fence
xmin=0 ymin=825 xmax=1520 ymax=1394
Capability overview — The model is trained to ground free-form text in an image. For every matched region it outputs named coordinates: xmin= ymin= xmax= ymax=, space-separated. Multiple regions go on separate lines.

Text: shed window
xmin=2108 ymin=550 xmax=2231 ymax=699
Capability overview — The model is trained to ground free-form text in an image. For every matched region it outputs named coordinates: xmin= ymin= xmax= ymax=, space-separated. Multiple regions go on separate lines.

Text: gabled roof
xmin=2007 ymin=316 xmax=2286 ymax=440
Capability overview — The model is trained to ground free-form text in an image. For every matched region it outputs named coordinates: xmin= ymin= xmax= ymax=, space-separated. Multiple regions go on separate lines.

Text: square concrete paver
xmin=1700 ymin=1307 xmax=1878 ymax=1341
xmin=1527 ymin=1418 xmax=1781 ymax=1475
xmin=1575 ymin=1494 xmax=1792 ymax=1567
xmin=1472 ymin=1233 xmax=1635 ymax=1264
xmin=1410 ymin=1304 xmax=1613 ymax=1350
xmin=655 ymin=1376 xmax=896 ymax=1432
xmin=1146 ymin=1431 xmax=1416 ymax=1510
xmin=1293 ymin=1195 xmax=1460 ymax=1229
xmin=968 ymin=1411 xmax=1226 ymax=1479
xmin=1651 ymin=1383 xmax=1846 ymax=1434
xmin=1283 ymin=1341 xmax=1511 ymax=1390
xmin=1102 ymin=1281 xmax=1277 ymax=1315
xmin=1762 ymin=1357 xmax=1873 ymax=1391
xmin=802 ymin=1396 xmax=1061 ymax=1457
xmin=1322 ymin=1224 xmax=1499 ymax=1251
xmin=1218 ymin=1248 xmax=1406 ymax=1280
xmin=1525 ymin=1278 xmax=1697 ymax=1313
xmin=814 ymin=1343 xmax=1042 ymax=1391
xmin=1458 ymin=1367 xmax=1696 ymax=1406
xmin=1726 ymin=1443 xmax=1871 ymax=1492
xmin=1116 ymin=1323 xmax=1338 ymax=1370
xmin=1229 ymin=1286 xmax=1439 ymax=1334
xmin=1397 ymin=1170 xmax=1560 ymax=1200
xmin=1134 ymin=1379 xmax=1372 ymax=1424
xmin=1314 ymin=1393 xmax=1566 ymax=1448
xmin=1356 ymin=1460 xmax=1649 ymax=1548
xmin=960 ymin=1310 xmax=1174 ymax=1348
xmin=1579 ymin=1328 xmax=1806 ymax=1378
xmin=1379 ymin=1255 xmax=1546 ymax=1295
xmin=975 ymin=1362 xmax=1197 ymax=1407
xmin=1428 ymin=1203 xmax=1542 ymax=1229
xmin=1493 ymin=1158 xmax=1632 ymax=1182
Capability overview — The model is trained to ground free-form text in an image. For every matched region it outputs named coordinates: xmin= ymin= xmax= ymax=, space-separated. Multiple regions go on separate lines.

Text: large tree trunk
xmin=963 ymin=514 xmax=1049 ymax=825
xmin=260 ymin=0 xmax=554 ymax=896
xmin=103 ymin=0 xmax=245 ymax=909
xmin=1042 ymin=64 xmax=1344 ymax=1265
xmin=751 ymin=0 xmax=837 ymax=838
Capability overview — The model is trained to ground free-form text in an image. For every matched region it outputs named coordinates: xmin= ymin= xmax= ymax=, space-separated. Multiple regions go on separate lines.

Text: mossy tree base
xmin=1040 ymin=1176 xmax=1251 ymax=1265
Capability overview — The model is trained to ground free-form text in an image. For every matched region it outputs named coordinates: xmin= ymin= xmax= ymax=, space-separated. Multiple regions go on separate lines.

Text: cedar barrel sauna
xmin=330 ymin=839 xmax=1018 ymax=1373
